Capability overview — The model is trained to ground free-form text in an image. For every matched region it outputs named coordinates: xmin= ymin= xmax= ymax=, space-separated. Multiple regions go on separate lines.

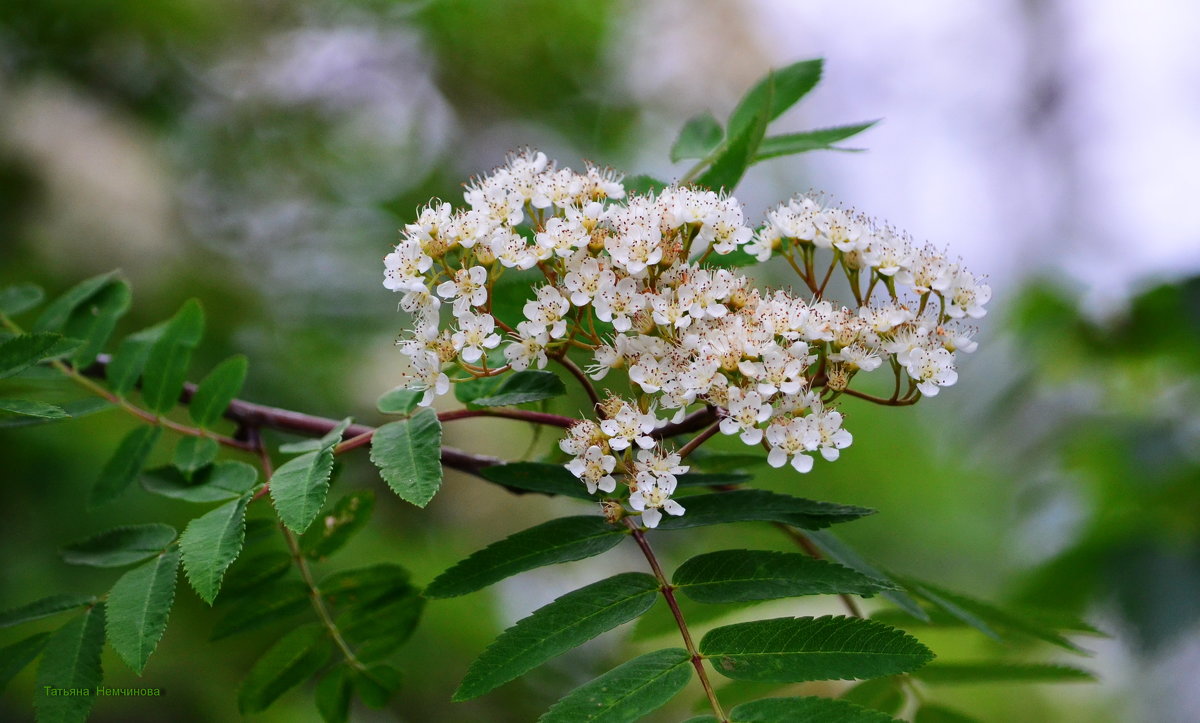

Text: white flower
xmin=522 ymin=286 xmax=571 ymax=339
xmin=946 ymin=269 xmax=991 ymax=319
xmin=594 ymin=276 xmax=646 ymax=333
xmin=811 ymin=408 xmax=853 ymax=461
xmin=634 ymin=447 xmax=689 ymax=488
xmin=629 ymin=477 xmax=684 ymax=529
xmin=738 ymin=346 xmax=809 ymax=397
xmin=395 ymin=350 xmax=449 ymax=407
xmin=565 ymin=445 xmax=617 ymax=494
xmin=536 ymin=216 xmax=589 ymax=258
xmin=905 ymin=347 xmax=958 ymax=396
xmin=490 ymin=228 xmax=539 ymax=270
xmin=560 ymin=420 xmax=605 ymax=456
xmin=436 ymin=265 xmax=489 ymax=315
xmin=830 ymin=343 xmax=882 ymax=372
xmin=451 ymin=312 xmax=501 ymax=363
xmin=765 ymin=417 xmax=817 ymax=472
xmin=383 ymin=239 xmax=433 ymax=292
xmin=600 ymin=403 xmax=656 ymax=451
xmin=720 ymin=387 xmax=772 ymax=445
xmin=503 ymin=321 xmax=549 ymax=371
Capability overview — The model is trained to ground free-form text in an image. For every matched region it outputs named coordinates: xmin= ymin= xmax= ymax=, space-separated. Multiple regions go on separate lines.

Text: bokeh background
xmin=2 ymin=1 xmax=1199 ymax=721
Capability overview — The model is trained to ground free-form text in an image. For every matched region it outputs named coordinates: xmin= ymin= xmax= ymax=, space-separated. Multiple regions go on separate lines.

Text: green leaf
xmin=426 ymin=516 xmax=627 ymax=598
xmin=727 ymin=59 xmax=823 ymax=139
xmin=479 ymin=462 xmax=594 ymax=500
xmin=0 ymin=397 xmax=111 ymax=429
xmin=210 ymin=581 xmax=310 ymax=640
xmin=300 ymin=489 xmax=375 ymax=559
xmin=352 ymin=664 xmax=402 ymax=708
xmin=539 ymin=648 xmax=692 ymax=722
xmin=320 ymin=563 xmax=412 ymax=606
xmin=454 ymin=572 xmax=660 ymax=701
xmin=686 ymin=451 xmax=766 ymax=473
xmin=756 ymin=121 xmax=878 ymax=160
xmin=141 ymin=461 xmax=259 ymax=503
xmin=654 ymin=490 xmax=874 ymax=531
xmin=180 ymin=495 xmax=248 ymax=604
xmin=702 ymin=245 xmax=762 ymax=269
xmin=315 ymin=667 xmax=351 ymax=723
xmin=237 ymin=623 xmax=333 ymax=714
xmin=173 ymin=436 xmax=219 ymax=475
xmin=913 ymin=662 xmax=1095 ymax=685
xmin=32 ymin=271 xmax=120 ymax=333
xmin=221 ymin=551 xmax=293 ymax=597
xmin=806 ymin=531 xmax=928 ymax=622
xmin=842 ymin=678 xmax=905 ymax=716
xmin=900 ymin=577 xmax=1085 ymax=652
xmin=0 ymin=283 xmax=44 ymax=316
xmin=270 ymin=448 xmax=335 ymax=533
xmin=673 ymin=550 xmax=897 ymax=604
xmin=60 ymin=524 xmax=176 ymax=568
xmin=34 ymin=603 xmax=105 ymax=723
xmin=61 ymin=279 xmax=131 ymax=367
xmin=376 ymin=386 xmax=422 ymax=415
xmin=339 ymin=588 xmax=424 ymax=662
xmin=105 ymin=548 xmax=179 ymax=674
xmin=0 ymin=398 xmax=69 ymax=419
xmin=726 ymin=695 xmax=902 ymax=722
xmin=672 ymin=112 xmax=724 ymax=162
xmin=0 ymin=632 xmax=49 ymax=693
xmin=369 ymin=409 xmax=443 ymax=508
xmin=699 ymin=615 xmax=934 ymax=682
xmin=623 ymin=175 xmax=669 ymax=196
xmin=141 ymin=299 xmax=204 ymax=414
xmin=188 ymin=355 xmax=248 ymax=428
xmin=105 ymin=322 xmax=166 ymax=397
xmin=674 ymin=471 xmax=753 ymax=488
xmin=0 ymin=332 xmax=65 ymax=379
xmin=697 ymin=74 xmax=772 ymax=192
xmin=278 ymin=417 xmax=353 ymax=454
xmin=467 ymin=370 xmax=567 ymax=407
xmin=0 ymin=594 xmax=96 ymax=628
xmin=89 ymin=425 xmax=162 ymax=507
xmin=913 ymin=705 xmax=983 ymax=723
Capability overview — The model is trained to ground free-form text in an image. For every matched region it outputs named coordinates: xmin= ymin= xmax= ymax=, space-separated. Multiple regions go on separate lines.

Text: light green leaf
xmin=0 ymin=594 xmax=96 ymax=628
xmin=623 ymin=175 xmax=669 ymax=196
xmin=237 ymin=623 xmax=333 ymax=714
xmin=376 ymin=386 xmax=422 ymax=415
xmin=141 ymin=461 xmax=258 ymax=503
xmin=426 ymin=516 xmax=626 ymax=598
xmin=300 ymin=489 xmax=375 ymax=560
xmin=756 ymin=121 xmax=879 ymax=160
xmin=106 ymin=548 xmax=180 ymax=674
xmin=279 ymin=417 xmax=353 ymax=454
xmin=369 ymin=409 xmax=443 ymax=508
xmin=32 ymin=271 xmax=120 ymax=332
xmin=673 ymin=550 xmax=897 ymax=604
xmin=672 ymin=112 xmax=724 ymax=162
xmin=61 ymin=280 xmax=131 ymax=368
xmin=726 ymin=59 xmax=823 ymax=139
xmin=179 ymin=495 xmax=248 ymax=604
xmin=454 ymin=573 xmax=660 ymax=701
xmin=842 ymin=678 xmax=905 ymax=716
xmin=697 ymin=74 xmax=772 ymax=193
xmin=188 ymin=355 xmax=248 ymax=428
xmin=0 ymin=399 xmax=69 ymax=419
xmin=34 ymin=603 xmax=105 ymax=723
xmin=0 ymin=632 xmax=50 ymax=693
xmin=0 ymin=283 xmax=45 ymax=316
xmin=466 ymin=370 xmax=567 ymax=407
xmin=699 ymin=616 xmax=934 ymax=682
xmin=0 ymin=332 xmax=65 ymax=379
xmin=315 ymin=666 xmax=351 ymax=723
xmin=914 ymin=662 xmax=1095 ymax=685
xmin=478 ymin=462 xmax=594 ymax=500
xmin=539 ymin=648 xmax=692 ymax=722
xmin=654 ymin=490 xmax=874 ymax=531
xmin=141 ymin=299 xmax=204 ymax=414
xmin=686 ymin=451 xmax=766 ymax=473
xmin=173 ymin=436 xmax=219 ymax=475
xmin=913 ymin=705 xmax=982 ymax=723
xmin=352 ymin=664 xmax=403 ymax=708
xmin=270 ymin=448 xmax=335 ymax=533
xmin=727 ymin=695 xmax=902 ymax=722
xmin=806 ymin=531 xmax=928 ymax=622
xmin=210 ymin=581 xmax=310 ymax=640
xmin=89 ymin=425 xmax=162 ymax=507
xmin=60 ymin=524 xmax=176 ymax=568
xmin=0 ymin=397 xmax=111 ymax=429
xmin=105 ymin=322 xmax=166 ymax=397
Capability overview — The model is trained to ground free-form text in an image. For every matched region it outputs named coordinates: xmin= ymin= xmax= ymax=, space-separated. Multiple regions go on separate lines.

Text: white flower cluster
xmin=384 ymin=150 xmax=989 ymax=527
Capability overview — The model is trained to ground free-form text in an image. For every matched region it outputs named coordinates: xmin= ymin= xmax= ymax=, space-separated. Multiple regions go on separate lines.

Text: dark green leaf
xmin=141 ymin=299 xmax=204 ymax=414
xmin=479 ymin=462 xmax=594 ymax=500
xmin=237 ymin=623 xmax=333 ymax=714
xmin=756 ymin=121 xmax=878 ymax=160
xmin=0 ymin=398 xmax=69 ymax=419
xmin=686 ymin=451 xmax=766 ymax=473
xmin=369 ymin=409 xmax=443 ymax=508
xmin=320 ymin=563 xmax=412 ymax=607
xmin=61 ymin=280 xmax=131 ymax=367
xmin=188 ymin=355 xmax=248 ymax=428
xmin=32 ymin=271 xmax=120 ymax=333
xmin=703 ymin=245 xmax=761 ymax=269
xmin=0 ymin=332 xmax=65 ymax=379
xmin=699 ymin=616 xmax=934 ymax=682
xmin=0 ymin=283 xmax=44 ymax=316
xmin=806 ymin=531 xmax=928 ymax=621
xmin=654 ymin=490 xmax=874 ymax=531
xmin=453 ymin=573 xmax=660 ymax=701
xmin=623 ymin=175 xmax=669 ymax=196
xmin=672 ymin=112 xmax=724 ymax=162
xmin=467 ymin=370 xmax=567 ymax=407
xmin=0 ymin=594 xmax=96 ymax=628
xmin=673 ymin=550 xmax=897 ymax=604
xmin=352 ymin=664 xmax=402 ymax=708
xmin=376 ymin=386 xmax=422 ymax=415
xmin=173 ymin=436 xmax=219 ymax=475
xmin=913 ymin=662 xmax=1095 ymax=685
xmin=270 ymin=448 xmax=335 ymax=533
xmin=106 ymin=322 xmax=166 ymax=397
xmin=913 ymin=705 xmax=982 ymax=723
xmin=339 ymin=589 xmax=424 ymax=662
xmin=697 ymin=75 xmax=772 ymax=192
xmin=675 ymin=471 xmax=753 ymax=488
xmin=180 ymin=495 xmax=248 ymax=604
xmin=426 ymin=516 xmax=626 ymax=598
xmin=60 ymin=523 xmax=176 ymax=568
xmin=34 ymin=603 xmax=105 ymax=723
xmin=0 ymin=397 xmax=111 ymax=429
xmin=0 ymin=632 xmax=49 ymax=693
xmin=727 ymin=695 xmax=901 ymax=722
xmin=539 ymin=648 xmax=692 ymax=722
xmin=106 ymin=548 xmax=179 ymax=674
xmin=210 ymin=581 xmax=310 ymax=640
xmin=300 ymin=489 xmax=375 ymax=559
xmin=89 ymin=425 xmax=162 ymax=507
xmin=315 ymin=667 xmax=351 ymax=723
xmin=842 ymin=678 xmax=905 ymax=716
xmin=727 ymin=59 xmax=823 ymax=139
xmin=221 ymin=551 xmax=293 ymax=597
xmin=141 ymin=461 xmax=259 ymax=503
